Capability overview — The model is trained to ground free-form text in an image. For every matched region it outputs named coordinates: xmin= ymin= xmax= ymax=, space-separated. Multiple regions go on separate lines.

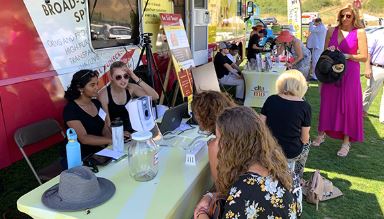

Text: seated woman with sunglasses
xmin=98 ymin=61 xmax=159 ymax=136
xmin=63 ymin=70 xmax=112 ymax=164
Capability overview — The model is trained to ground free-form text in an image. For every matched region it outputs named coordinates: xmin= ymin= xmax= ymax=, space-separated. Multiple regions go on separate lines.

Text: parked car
xmin=90 ymin=24 xmax=103 ymax=40
xmin=263 ymin=17 xmax=277 ymax=25
xmin=365 ymin=26 xmax=384 ymax=34
xmin=99 ymin=24 xmax=132 ymax=40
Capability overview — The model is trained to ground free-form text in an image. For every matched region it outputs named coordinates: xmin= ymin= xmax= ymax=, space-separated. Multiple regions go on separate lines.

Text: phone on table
xmin=84 ymin=154 xmax=112 ymax=167
xmin=124 ymin=136 xmax=132 ymax=143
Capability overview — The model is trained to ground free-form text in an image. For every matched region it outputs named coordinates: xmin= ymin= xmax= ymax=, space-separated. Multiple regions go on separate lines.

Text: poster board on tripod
xmin=160 ymin=13 xmax=194 ymax=99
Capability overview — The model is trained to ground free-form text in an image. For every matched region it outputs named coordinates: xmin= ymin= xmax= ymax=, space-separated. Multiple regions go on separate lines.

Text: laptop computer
xmin=157 ymin=102 xmax=188 ymax=134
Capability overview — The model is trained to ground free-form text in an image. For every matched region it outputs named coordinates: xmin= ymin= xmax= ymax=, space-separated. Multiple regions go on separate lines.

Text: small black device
xmin=124 ymin=136 xmax=132 ymax=143
xmin=91 ymin=154 xmax=113 ymax=166
xmin=83 ymin=154 xmax=113 ymax=170
xmin=157 ymin=102 xmax=188 ymax=134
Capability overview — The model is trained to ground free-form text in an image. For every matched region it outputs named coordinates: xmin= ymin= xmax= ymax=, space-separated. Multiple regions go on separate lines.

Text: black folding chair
xmin=14 ymin=118 xmax=65 ymax=185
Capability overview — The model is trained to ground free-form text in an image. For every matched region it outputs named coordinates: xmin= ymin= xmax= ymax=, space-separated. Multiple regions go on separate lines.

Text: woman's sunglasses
xmin=340 ymin=14 xmax=352 ymax=19
xmin=115 ymin=73 xmax=129 ymax=81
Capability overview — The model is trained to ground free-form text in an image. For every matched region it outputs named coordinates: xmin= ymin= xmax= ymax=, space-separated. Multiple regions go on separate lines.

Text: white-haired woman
xmin=260 ymin=70 xmax=311 ymax=181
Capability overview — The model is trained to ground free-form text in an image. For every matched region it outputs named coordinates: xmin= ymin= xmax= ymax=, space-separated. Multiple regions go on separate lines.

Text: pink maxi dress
xmin=318 ymin=27 xmax=364 ymax=142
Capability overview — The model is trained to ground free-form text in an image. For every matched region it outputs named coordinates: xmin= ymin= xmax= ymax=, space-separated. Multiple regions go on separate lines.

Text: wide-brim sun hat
xmin=276 ymin=30 xmax=294 ymax=43
xmin=315 ymin=49 xmax=346 ymax=84
xmin=42 ymin=166 xmax=116 ymax=211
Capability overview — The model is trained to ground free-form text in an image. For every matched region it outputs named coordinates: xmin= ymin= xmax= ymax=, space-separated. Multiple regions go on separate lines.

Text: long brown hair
xmin=337 ymin=4 xmax=364 ymax=29
xmin=215 ymin=106 xmax=292 ymax=194
xmin=191 ymin=91 xmax=236 ymax=134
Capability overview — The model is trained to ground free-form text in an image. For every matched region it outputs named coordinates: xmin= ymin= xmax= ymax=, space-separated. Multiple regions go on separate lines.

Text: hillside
xmin=258 ymin=0 xmax=384 ymax=26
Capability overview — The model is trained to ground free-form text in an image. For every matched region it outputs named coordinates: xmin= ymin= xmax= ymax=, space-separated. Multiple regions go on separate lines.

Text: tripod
xmin=135 ymin=33 xmax=170 ymax=118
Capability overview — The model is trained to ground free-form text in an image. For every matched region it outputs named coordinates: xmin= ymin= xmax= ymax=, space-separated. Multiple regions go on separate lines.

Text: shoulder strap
xmin=107 ymin=85 xmax=113 ymax=103
xmin=125 ymin=88 xmax=131 ymax=104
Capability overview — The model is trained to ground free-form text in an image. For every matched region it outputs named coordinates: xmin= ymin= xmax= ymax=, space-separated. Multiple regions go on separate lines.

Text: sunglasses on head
xmin=80 ymin=70 xmax=99 ymax=79
xmin=115 ymin=73 xmax=129 ymax=81
xmin=340 ymin=14 xmax=352 ymax=19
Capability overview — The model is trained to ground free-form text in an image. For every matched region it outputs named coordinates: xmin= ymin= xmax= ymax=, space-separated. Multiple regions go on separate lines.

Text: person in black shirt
xmin=98 ymin=61 xmax=159 ymax=136
xmin=213 ymin=42 xmax=244 ymax=100
xmin=247 ymin=31 xmax=262 ymax=60
xmin=63 ymin=70 xmax=112 ymax=161
xmin=260 ymin=70 xmax=311 ymax=181
xmin=247 ymin=29 xmax=274 ymax=61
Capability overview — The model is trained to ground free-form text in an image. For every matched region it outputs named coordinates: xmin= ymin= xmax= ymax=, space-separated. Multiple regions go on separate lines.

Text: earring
xmin=80 ymin=90 xmax=84 ymax=95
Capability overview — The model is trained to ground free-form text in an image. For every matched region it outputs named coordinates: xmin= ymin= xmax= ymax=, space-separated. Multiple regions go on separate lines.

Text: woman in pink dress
xmin=313 ymin=5 xmax=368 ymax=157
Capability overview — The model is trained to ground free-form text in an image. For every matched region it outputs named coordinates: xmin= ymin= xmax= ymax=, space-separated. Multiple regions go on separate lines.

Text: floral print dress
xmin=222 ymin=172 xmax=298 ymax=219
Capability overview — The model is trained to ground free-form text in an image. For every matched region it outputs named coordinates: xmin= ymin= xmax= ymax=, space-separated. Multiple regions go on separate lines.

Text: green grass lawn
xmin=0 ymin=72 xmax=383 ymax=218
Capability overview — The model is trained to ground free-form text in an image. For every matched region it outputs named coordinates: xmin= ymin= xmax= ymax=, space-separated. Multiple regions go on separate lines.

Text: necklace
xmin=76 ymin=100 xmax=98 ymax=117
xmin=75 ymin=100 xmax=94 ymax=110
xmin=111 ymin=86 xmax=128 ymax=105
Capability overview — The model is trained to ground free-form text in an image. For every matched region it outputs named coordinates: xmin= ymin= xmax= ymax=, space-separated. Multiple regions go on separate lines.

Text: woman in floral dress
xmin=194 ymin=106 xmax=299 ymax=219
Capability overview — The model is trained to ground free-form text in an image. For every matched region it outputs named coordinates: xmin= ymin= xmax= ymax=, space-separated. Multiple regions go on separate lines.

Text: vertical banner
xmin=160 ymin=13 xmax=194 ymax=98
xmin=287 ymin=0 xmax=302 ymax=40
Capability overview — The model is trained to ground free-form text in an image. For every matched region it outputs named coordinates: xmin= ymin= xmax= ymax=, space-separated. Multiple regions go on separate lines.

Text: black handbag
xmin=315 ymin=50 xmax=346 ymax=83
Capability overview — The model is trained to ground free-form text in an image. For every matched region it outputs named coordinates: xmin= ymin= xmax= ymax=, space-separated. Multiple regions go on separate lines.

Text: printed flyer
xmin=160 ymin=13 xmax=194 ymax=98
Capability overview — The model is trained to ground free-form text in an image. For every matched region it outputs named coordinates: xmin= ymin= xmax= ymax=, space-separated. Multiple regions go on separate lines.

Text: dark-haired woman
xmin=98 ymin=61 xmax=159 ymax=136
xmin=63 ymin=70 xmax=112 ymax=160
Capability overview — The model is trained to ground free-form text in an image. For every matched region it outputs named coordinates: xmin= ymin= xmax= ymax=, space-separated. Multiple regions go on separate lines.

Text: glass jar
xmin=128 ymin=131 xmax=159 ymax=182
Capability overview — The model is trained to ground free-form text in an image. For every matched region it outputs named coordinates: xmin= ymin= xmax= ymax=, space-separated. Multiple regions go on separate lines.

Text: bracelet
xmin=196 ymin=210 xmax=208 ymax=218
xmin=135 ymin=78 xmax=143 ymax=85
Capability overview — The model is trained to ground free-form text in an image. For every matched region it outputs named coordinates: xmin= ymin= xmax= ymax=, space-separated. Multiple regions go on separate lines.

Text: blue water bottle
xmin=66 ymin=128 xmax=82 ymax=169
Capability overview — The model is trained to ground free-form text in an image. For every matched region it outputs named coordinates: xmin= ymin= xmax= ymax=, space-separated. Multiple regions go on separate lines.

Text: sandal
xmin=312 ymin=133 xmax=326 ymax=147
xmin=337 ymin=143 xmax=351 ymax=157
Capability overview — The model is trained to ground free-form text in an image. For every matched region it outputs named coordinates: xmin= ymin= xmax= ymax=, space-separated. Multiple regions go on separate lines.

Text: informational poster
xmin=287 ymin=0 xmax=302 ymax=40
xmin=142 ymin=0 xmax=174 ymax=52
xmin=160 ymin=13 xmax=194 ymax=98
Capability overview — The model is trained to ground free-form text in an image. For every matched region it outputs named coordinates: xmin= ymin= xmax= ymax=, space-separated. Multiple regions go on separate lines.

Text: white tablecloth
xmin=242 ymin=64 xmax=286 ymax=107
xmin=17 ymin=126 xmax=212 ymax=219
